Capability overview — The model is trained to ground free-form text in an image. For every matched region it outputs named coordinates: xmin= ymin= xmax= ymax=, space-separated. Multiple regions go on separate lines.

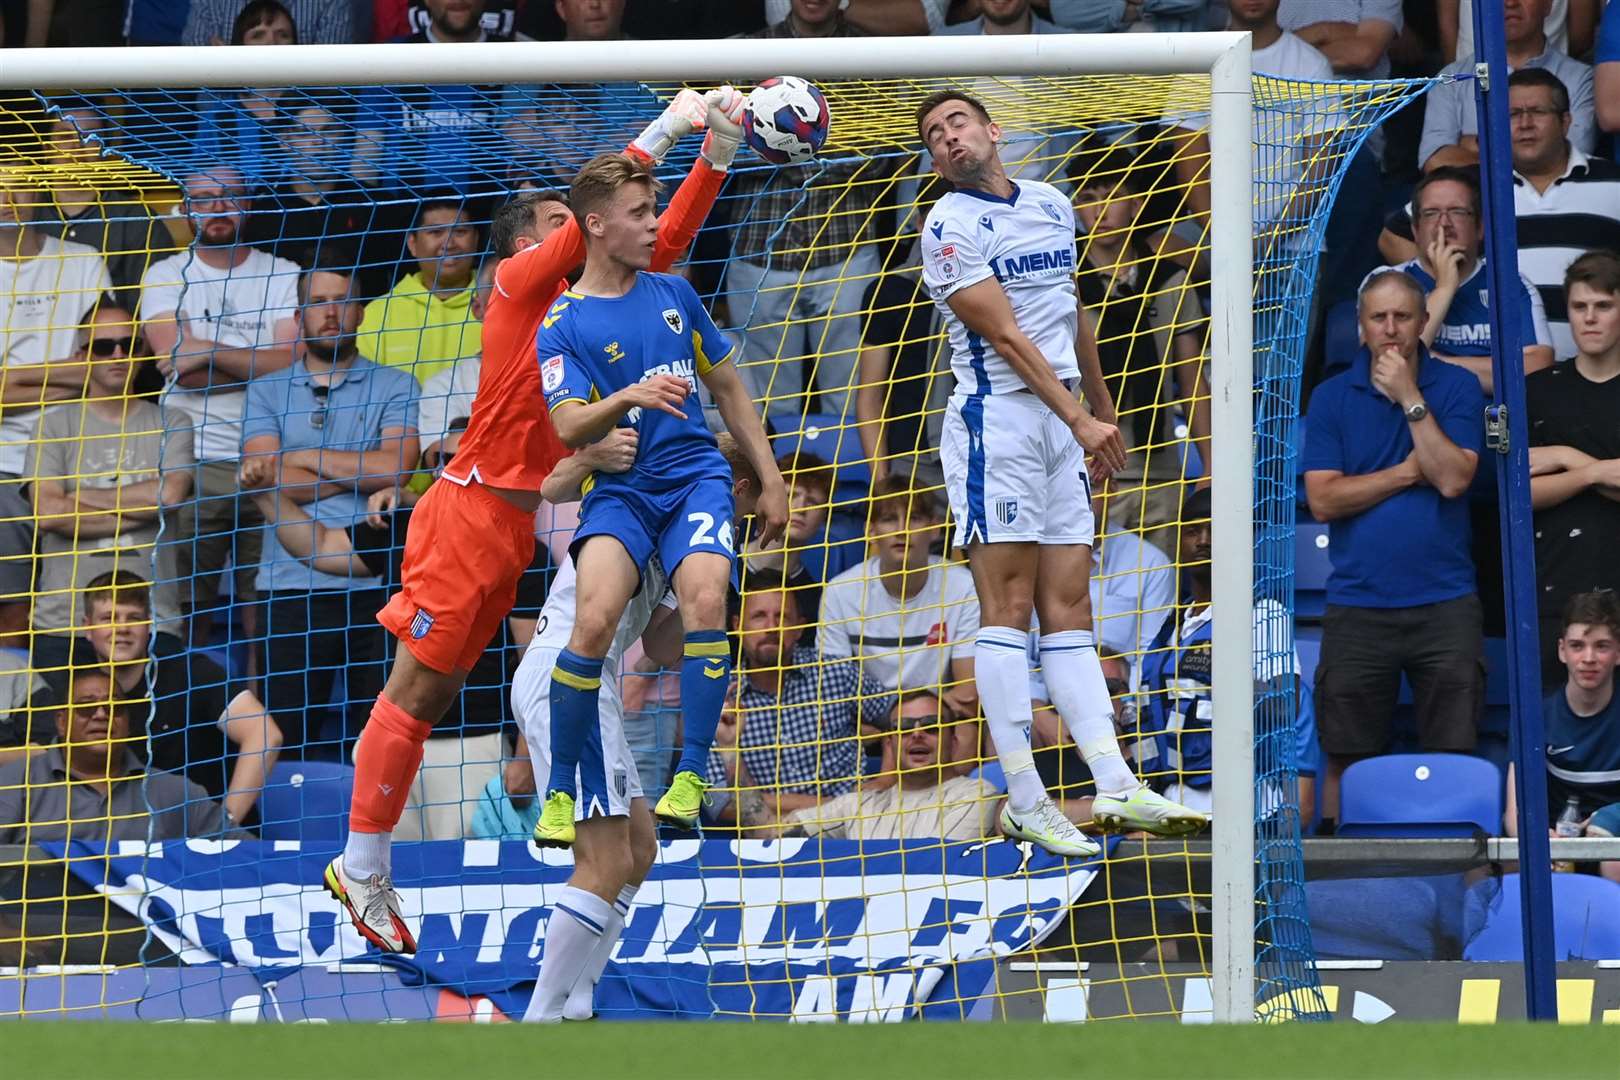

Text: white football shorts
xmin=511 ymin=643 xmax=644 ymax=821
xmin=940 ymin=391 xmax=1095 ymax=547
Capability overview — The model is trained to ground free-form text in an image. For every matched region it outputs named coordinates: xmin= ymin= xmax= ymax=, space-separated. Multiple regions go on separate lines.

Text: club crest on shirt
xmin=662 ymin=308 xmax=684 ymax=334
xmin=410 ymin=608 xmax=435 ymax=639
xmin=1042 ymin=202 xmax=1063 ymax=222
xmin=995 ymin=497 xmax=1019 ymax=527
xmin=1479 ymin=289 xmax=1490 ymax=306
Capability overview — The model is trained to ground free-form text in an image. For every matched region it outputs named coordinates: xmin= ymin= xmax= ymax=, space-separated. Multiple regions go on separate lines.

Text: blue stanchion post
xmin=1470 ymin=0 xmax=1558 ymax=1021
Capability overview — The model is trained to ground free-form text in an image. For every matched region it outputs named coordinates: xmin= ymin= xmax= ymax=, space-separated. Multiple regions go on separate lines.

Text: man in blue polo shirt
xmin=241 ymin=262 xmax=421 ymax=757
xmin=1392 ymin=165 xmax=1555 ymax=395
xmin=1303 ymin=268 xmax=1488 ymax=826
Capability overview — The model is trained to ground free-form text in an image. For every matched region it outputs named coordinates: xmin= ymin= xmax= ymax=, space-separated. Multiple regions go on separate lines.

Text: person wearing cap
xmin=1301 ymin=268 xmax=1487 ymax=828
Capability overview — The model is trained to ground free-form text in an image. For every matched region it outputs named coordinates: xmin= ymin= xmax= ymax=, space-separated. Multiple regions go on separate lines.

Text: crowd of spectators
xmin=0 ymin=0 xmax=1616 ymax=878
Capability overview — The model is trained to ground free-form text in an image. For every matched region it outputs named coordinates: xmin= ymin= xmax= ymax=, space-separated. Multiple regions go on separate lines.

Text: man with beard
xmin=141 ymin=167 xmax=300 ymax=654
xmin=239 ymin=262 xmax=419 ymax=756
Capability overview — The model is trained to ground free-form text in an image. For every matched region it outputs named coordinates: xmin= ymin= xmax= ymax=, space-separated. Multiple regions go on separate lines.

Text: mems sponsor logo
xmin=990 ymin=248 xmax=1075 ymax=283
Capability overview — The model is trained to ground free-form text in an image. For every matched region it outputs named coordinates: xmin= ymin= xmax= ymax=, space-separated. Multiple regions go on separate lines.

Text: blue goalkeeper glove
xmin=700 ymin=85 xmax=746 ymax=172
xmin=630 ymin=88 xmax=709 ymax=164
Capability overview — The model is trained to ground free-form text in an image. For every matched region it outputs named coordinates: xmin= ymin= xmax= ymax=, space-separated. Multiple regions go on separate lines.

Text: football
xmin=742 ymin=76 xmax=830 ymax=165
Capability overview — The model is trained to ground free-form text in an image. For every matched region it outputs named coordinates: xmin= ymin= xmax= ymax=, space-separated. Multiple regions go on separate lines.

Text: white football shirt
xmin=818 ymin=556 xmax=980 ymax=693
xmin=920 ymin=179 xmax=1080 ymax=396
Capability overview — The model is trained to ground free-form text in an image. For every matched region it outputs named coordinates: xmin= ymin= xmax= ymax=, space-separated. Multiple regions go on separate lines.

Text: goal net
xmin=0 ymin=37 xmax=1429 ymax=1023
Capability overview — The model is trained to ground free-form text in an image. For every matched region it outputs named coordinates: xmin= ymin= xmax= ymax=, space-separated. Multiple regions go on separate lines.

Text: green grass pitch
xmin=8 ymin=1022 xmax=1615 ymax=1080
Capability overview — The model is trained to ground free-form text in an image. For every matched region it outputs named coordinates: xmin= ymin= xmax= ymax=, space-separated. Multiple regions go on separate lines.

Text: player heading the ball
xmin=916 ymin=89 xmax=1208 ymax=856
xmin=324 ymin=88 xmax=745 ymax=956
xmin=534 ymin=151 xmax=788 ymax=845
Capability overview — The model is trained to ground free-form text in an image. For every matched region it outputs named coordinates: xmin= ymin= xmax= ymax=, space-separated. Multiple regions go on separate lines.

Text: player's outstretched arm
xmin=648 ymin=88 xmax=742 ymax=272
xmin=550 ymin=374 xmax=691 ymax=448
xmin=699 ymin=360 xmax=788 ymax=546
xmin=947 ymin=278 xmax=1127 ymax=474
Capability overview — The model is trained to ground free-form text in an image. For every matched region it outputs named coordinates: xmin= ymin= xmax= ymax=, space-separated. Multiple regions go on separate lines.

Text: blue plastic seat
xmin=256 ymin=760 xmax=355 ymax=843
xmin=1338 ymin=753 xmax=1502 ymax=838
xmin=768 ymin=412 xmax=872 ymax=508
xmin=1294 ymin=522 xmax=1332 ymax=622
xmin=1463 ymin=873 xmax=1620 ymax=961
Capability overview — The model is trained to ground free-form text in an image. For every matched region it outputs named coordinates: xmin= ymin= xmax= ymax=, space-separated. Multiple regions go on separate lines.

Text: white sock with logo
xmin=975 ymin=625 xmax=1048 ymax=815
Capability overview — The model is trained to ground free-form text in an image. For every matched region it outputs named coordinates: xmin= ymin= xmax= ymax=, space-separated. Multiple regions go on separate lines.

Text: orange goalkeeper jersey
xmin=446 ymin=153 xmax=726 ymax=492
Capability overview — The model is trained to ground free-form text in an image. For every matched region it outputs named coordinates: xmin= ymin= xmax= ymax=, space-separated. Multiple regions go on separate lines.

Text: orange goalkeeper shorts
xmin=376 ymin=479 xmax=538 ymax=674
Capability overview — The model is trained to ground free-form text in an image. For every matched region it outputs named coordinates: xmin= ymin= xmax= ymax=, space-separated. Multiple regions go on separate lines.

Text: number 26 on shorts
xmin=687 ymin=511 xmax=734 ymax=553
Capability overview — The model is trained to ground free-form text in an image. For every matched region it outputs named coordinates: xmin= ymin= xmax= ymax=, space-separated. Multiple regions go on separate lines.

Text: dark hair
xmin=867 ymin=474 xmax=944 ymax=527
xmin=1070 ymin=145 xmax=1143 ymax=197
xmin=1561 ymin=591 xmax=1620 ymax=639
xmin=737 ymin=571 xmax=801 ymax=615
xmin=889 ymin=688 xmax=953 ymax=727
xmin=45 ymin=664 xmax=127 ymax=720
xmin=1508 ymin=66 xmax=1570 ymax=115
xmin=1563 ymin=249 xmax=1620 ymax=298
xmin=491 ymin=189 xmax=569 ymax=261
xmin=296 ymin=255 xmax=359 ymax=305
xmin=230 ymin=0 xmax=297 ymax=45
xmin=915 ymin=89 xmax=992 ymax=143
xmin=1412 ymin=165 xmax=1482 ymax=219
xmin=82 ymin=569 xmax=150 ymax=618
xmin=412 ymin=194 xmax=470 ymax=232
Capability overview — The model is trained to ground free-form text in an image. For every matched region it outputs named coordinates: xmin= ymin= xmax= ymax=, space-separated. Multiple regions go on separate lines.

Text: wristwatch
xmin=1403 ymin=400 xmax=1430 ymax=423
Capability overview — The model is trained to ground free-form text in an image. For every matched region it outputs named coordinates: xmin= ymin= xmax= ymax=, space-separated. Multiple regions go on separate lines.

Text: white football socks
xmin=525 ymin=886 xmax=614 ymax=1023
xmin=563 ymin=883 xmax=638 ymax=1021
xmin=342 ymin=830 xmax=392 ymax=881
xmin=1039 ymin=629 xmax=1139 ymax=799
xmin=975 ymin=625 xmax=1048 ymax=815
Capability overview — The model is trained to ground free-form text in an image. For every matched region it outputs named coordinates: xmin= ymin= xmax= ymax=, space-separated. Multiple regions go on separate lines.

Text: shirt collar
xmin=43 ymin=743 xmax=143 ymax=781
xmin=953 ymin=183 xmax=1020 ymax=206
xmin=1515 ymin=143 xmax=1589 ymax=187
xmin=1347 ymin=343 xmax=1445 ymax=391
xmin=288 ymin=355 xmax=371 ymax=388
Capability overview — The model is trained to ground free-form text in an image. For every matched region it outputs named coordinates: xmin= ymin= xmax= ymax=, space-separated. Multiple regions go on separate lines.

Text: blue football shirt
xmin=537 ymin=271 xmax=735 ymax=492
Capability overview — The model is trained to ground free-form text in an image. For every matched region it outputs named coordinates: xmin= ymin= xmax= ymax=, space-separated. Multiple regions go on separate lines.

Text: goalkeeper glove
xmin=630 ymin=88 xmax=709 ymax=164
xmin=700 ymin=85 xmax=746 ymax=173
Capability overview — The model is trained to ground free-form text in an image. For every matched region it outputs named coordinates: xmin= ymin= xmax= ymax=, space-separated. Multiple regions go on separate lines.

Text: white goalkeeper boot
xmin=325 ymin=856 xmax=416 ymax=954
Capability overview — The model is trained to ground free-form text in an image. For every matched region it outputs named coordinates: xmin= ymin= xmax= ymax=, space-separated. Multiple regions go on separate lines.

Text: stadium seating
xmin=1463 ymin=873 xmax=1620 ymax=961
xmin=256 ymin=761 xmax=355 ymax=843
xmin=1337 ymin=753 xmax=1503 ymax=838
xmin=1294 ymin=522 xmax=1332 ymax=622
xmin=767 ymin=412 xmax=872 ymax=510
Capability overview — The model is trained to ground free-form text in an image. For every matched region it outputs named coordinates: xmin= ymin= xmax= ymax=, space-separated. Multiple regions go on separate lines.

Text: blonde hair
xmin=569 ymin=151 xmax=662 ymax=229
xmin=715 ymin=432 xmax=759 ymax=491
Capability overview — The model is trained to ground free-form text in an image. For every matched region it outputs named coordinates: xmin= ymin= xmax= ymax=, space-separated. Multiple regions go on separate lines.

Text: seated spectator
xmin=0 ymin=503 xmax=46 ymax=764
xmin=242 ymin=99 xmax=400 ymax=300
xmin=763 ymin=0 xmax=947 ymax=36
xmin=1046 ymin=0 xmax=1208 ymax=33
xmin=27 ymin=303 xmax=193 ymax=674
xmin=397 ymin=0 xmax=523 ymax=41
xmin=1 ymin=176 xmax=112 ymax=487
xmin=1388 ymin=166 xmax=1554 ymax=393
xmin=1379 ymin=69 xmax=1620 ymax=358
xmin=1505 ymin=592 xmax=1620 ymax=874
xmin=0 ymin=666 xmax=238 ymax=845
xmin=1441 ymin=0 xmax=1599 ymax=68
xmin=185 ymin=0 xmax=352 ymax=45
xmin=1089 ymin=482 xmax=1176 ymax=672
xmin=740 ymin=690 xmax=1095 ymax=841
xmin=33 ymin=97 xmax=163 ymax=309
xmin=416 ymin=260 xmax=495 ymax=452
xmin=244 ymin=416 xmax=554 ymax=837
xmin=1280 ymin=0 xmax=1402 ymax=78
xmin=1074 ymin=156 xmax=1210 ymax=546
xmin=355 ymin=196 xmax=482 ymax=384
xmin=707 ymin=578 xmax=893 ymax=824
xmin=1421 ymin=0 xmax=1594 ymax=171
xmin=240 ymin=262 xmax=418 ymax=757
xmin=855 ymin=240 xmax=948 ymax=489
xmin=75 ymin=571 xmax=278 ymax=827
xmin=1528 ymin=251 xmax=1620 ymax=685
xmin=741 ymin=451 xmax=863 ymax=628
xmin=1139 ymin=487 xmax=1316 ymax=817
xmin=1303 ymin=270 xmax=1486 ymax=825
xmin=938 ymin=0 xmax=1061 ymax=36
xmin=140 ymin=166 xmax=299 ymax=652
xmin=351 ymin=17 xmax=512 ymax=194
xmin=819 ymin=478 xmax=980 ymax=716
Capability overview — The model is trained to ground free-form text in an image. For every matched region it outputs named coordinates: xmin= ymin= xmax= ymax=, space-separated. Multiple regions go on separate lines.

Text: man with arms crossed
xmin=915 ymin=89 xmax=1206 ymax=857
xmin=326 ymin=89 xmax=745 ymax=954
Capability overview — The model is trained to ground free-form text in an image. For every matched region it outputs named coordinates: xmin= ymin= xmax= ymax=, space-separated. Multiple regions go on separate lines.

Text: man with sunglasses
xmin=27 ymin=303 xmax=194 ymax=674
xmin=239 ymin=262 xmax=419 ymax=756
